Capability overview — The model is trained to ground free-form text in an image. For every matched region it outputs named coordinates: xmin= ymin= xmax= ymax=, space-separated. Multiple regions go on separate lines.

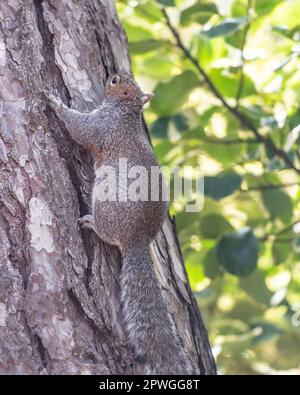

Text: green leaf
xmin=272 ymin=24 xmax=300 ymax=42
xmin=172 ymin=114 xmax=189 ymax=132
xmin=151 ymin=70 xmax=198 ymax=115
xmin=180 ymin=2 xmax=218 ymax=26
xmin=256 ymin=0 xmax=284 ymax=16
xmin=240 ymin=270 xmax=272 ymax=305
xmin=181 ymin=125 xmax=205 ymax=140
xmin=261 ymin=189 xmax=293 ymax=224
xmin=194 ymin=34 xmax=227 ymax=68
xmin=287 ymin=110 xmax=300 ymax=130
xmin=200 ymin=214 xmax=234 ymax=239
xmin=204 ymin=172 xmax=242 ymax=200
xmin=234 ymin=193 xmax=266 ymax=228
xmin=135 ymin=2 xmax=162 ymax=22
xmin=123 ymin=23 xmax=153 ymax=41
xmin=203 ymin=248 xmax=221 ymax=279
xmin=272 ymin=25 xmax=294 ymax=40
xmin=151 ymin=117 xmax=170 ymax=139
xmin=175 ymin=211 xmax=201 ymax=231
xmin=154 ymin=140 xmax=175 ymax=164
xmin=142 ymin=56 xmax=173 ymax=79
xmin=202 ymin=17 xmax=248 ymax=38
xmin=203 ymin=140 xmax=244 ymax=165
xmin=129 ymin=40 xmax=165 ymax=54
xmin=208 ymin=68 xmax=256 ymax=98
xmin=270 ymin=1 xmax=300 ymax=29
xmin=244 ymin=172 xmax=282 ymax=188
xmin=231 ymin=0 xmax=248 ymax=17
xmin=157 ymin=0 xmax=175 ymax=6
xmin=272 ymin=240 xmax=291 ymax=265
xmin=216 ymin=228 xmax=259 ymax=276
xmin=185 ymin=251 xmax=205 ymax=289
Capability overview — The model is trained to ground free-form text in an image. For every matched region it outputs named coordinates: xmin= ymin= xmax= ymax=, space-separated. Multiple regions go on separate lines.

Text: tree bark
xmin=0 ymin=0 xmax=216 ymax=375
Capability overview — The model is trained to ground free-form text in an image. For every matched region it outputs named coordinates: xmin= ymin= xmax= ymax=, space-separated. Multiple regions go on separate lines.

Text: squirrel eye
xmin=110 ymin=76 xmax=120 ymax=86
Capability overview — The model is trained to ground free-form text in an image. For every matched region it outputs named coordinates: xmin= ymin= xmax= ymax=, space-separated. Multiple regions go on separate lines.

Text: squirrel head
xmin=105 ymin=74 xmax=154 ymax=109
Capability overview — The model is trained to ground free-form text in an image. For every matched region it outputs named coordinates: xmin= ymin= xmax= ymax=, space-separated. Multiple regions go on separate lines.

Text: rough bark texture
xmin=0 ymin=0 xmax=216 ymax=375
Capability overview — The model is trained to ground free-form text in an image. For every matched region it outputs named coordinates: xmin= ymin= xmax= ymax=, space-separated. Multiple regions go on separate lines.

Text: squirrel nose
xmin=142 ymin=93 xmax=154 ymax=104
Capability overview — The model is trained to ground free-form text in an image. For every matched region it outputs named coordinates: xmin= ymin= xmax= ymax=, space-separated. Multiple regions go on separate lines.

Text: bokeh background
xmin=117 ymin=0 xmax=300 ymax=374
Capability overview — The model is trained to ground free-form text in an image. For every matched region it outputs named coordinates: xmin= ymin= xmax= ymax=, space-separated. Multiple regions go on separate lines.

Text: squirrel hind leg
xmin=78 ymin=214 xmax=121 ymax=247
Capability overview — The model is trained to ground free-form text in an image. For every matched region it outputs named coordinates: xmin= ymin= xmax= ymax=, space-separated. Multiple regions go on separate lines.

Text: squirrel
xmin=46 ymin=73 xmax=195 ymax=375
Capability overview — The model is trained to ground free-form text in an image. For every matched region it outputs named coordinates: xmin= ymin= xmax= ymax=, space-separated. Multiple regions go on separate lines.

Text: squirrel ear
xmin=141 ymin=93 xmax=154 ymax=105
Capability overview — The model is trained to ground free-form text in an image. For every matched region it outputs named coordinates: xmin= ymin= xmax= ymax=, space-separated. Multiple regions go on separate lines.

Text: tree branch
xmin=260 ymin=220 xmax=299 ymax=241
xmin=162 ymin=9 xmax=300 ymax=175
xmin=240 ymin=182 xmax=300 ymax=192
xmin=201 ymin=137 xmax=259 ymax=145
xmin=259 ymin=236 xmax=295 ymax=243
xmin=235 ymin=0 xmax=253 ymax=106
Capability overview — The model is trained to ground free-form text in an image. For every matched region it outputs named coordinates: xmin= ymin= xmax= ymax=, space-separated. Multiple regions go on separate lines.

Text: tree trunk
xmin=0 ymin=0 xmax=216 ymax=375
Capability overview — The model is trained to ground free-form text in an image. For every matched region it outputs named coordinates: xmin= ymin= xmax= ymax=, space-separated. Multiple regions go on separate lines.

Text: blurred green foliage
xmin=117 ymin=0 xmax=300 ymax=374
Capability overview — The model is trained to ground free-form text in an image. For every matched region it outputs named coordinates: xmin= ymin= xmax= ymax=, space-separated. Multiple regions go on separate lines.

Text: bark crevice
xmin=33 ymin=0 xmax=71 ymax=105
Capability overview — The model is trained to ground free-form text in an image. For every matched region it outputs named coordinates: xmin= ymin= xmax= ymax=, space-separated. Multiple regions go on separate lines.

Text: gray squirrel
xmin=46 ymin=74 xmax=195 ymax=375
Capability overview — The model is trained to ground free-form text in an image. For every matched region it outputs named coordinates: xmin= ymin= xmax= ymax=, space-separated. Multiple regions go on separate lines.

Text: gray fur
xmin=46 ymin=74 xmax=195 ymax=374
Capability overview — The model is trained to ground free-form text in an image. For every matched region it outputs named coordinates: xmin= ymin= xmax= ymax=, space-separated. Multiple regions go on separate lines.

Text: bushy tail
xmin=121 ymin=244 xmax=195 ymax=375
